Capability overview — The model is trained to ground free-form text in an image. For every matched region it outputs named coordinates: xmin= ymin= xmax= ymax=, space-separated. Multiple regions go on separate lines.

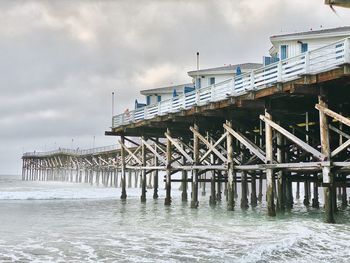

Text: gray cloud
xmin=1 ymin=0 xmax=350 ymax=174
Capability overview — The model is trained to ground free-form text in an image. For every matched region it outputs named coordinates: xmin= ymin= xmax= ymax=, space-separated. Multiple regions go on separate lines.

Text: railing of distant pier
xmin=113 ymin=37 xmax=350 ymax=128
xmin=23 ymin=145 xmax=119 ymax=157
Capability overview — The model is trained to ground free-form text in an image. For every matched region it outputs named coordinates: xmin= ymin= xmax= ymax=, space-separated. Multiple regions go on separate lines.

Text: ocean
xmin=0 ymin=175 xmax=350 ymax=262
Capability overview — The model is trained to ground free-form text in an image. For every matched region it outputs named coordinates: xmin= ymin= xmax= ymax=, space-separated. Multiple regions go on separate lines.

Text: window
xmin=301 ymin=43 xmax=308 ymax=53
xmin=209 ymin=77 xmax=215 ymax=85
xmin=281 ymin=45 xmax=288 ymax=60
xmin=146 ymin=95 xmax=151 ymax=105
xmin=157 ymin=95 xmax=161 ymax=102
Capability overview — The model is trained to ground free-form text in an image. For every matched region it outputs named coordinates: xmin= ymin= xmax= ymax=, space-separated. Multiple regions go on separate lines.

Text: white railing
xmin=23 ymin=145 xmax=120 ymax=158
xmin=112 ymin=37 xmax=350 ymax=128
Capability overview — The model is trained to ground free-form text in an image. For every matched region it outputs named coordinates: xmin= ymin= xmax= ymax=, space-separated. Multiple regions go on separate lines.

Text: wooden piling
xmin=276 ymin=132 xmax=285 ymax=212
xmin=120 ymin=135 xmax=127 ymax=200
xmin=153 ymin=140 xmax=159 ymax=199
xmin=318 ymin=95 xmax=335 ymax=223
xmin=141 ymin=137 xmax=147 ymax=203
xmin=164 ymin=128 xmax=172 ymax=206
xmin=265 ymin=110 xmax=276 ymax=217
xmin=226 ymin=120 xmax=235 ymax=210
xmin=181 ymin=145 xmax=188 ymax=202
xmin=191 ymin=123 xmax=199 ymax=209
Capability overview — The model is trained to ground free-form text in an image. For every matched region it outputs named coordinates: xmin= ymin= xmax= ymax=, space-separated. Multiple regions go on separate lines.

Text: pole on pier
xmin=141 ymin=136 xmax=147 ymax=203
xmin=241 ymin=149 xmax=249 ymax=209
xmin=318 ymin=94 xmax=335 ymax=223
xmin=191 ymin=123 xmax=199 ymax=209
xmin=312 ymin=174 xmax=320 ymax=208
xmin=258 ymin=120 xmax=263 ymax=202
xmin=226 ymin=120 xmax=235 ymax=210
xmin=265 ymin=110 xmax=276 ymax=216
xmin=181 ymin=142 xmax=188 ymax=202
xmin=276 ymin=131 xmax=285 ymax=212
xmin=120 ymin=135 xmax=127 ymax=200
xmin=164 ymin=128 xmax=172 ymax=206
xmin=153 ymin=139 xmax=159 ymax=199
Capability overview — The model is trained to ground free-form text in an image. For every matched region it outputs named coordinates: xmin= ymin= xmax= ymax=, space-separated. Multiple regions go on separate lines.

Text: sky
xmin=1 ymin=0 xmax=350 ymax=175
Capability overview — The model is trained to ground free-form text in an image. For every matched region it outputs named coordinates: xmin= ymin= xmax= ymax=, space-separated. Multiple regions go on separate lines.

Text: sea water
xmin=0 ymin=175 xmax=350 ymax=262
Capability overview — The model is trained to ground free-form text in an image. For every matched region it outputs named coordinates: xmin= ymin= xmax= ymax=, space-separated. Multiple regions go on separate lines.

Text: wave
xmin=0 ymin=188 xmax=121 ymax=201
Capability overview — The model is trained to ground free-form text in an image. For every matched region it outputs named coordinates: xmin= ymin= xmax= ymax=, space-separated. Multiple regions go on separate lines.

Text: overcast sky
xmin=1 ymin=0 xmax=350 ymax=175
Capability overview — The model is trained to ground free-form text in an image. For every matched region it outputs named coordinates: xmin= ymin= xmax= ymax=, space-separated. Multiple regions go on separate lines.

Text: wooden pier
xmin=23 ymin=38 xmax=350 ymax=223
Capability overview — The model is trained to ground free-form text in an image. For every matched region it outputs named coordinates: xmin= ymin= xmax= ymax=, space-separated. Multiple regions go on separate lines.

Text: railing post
xmin=277 ymin=61 xmax=282 ymax=82
xmin=231 ymin=78 xmax=235 ymax=95
xmin=305 ymin=51 xmax=310 ymax=74
xmin=158 ymin=101 xmax=162 ymax=115
xmin=195 ymin=89 xmax=200 ymax=105
xmin=344 ymin=38 xmax=350 ymax=64
xmin=144 ymin=106 xmax=148 ymax=119
xmin=250 ymin=70 xmax=255 ymax=90
xmin=210 ymin=85 xmax=214 ymax=101
xmin=182 ymin=94 xmax=186 ymax=109
xmin=171 ymin=98 xmax=174 ymax=112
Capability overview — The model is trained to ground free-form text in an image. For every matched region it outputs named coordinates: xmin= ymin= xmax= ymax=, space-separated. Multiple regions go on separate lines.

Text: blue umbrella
xmin=173 ymin=89 xmax=178 ymax=97
xmin=236 ymin=66 xmax=242 ymax=75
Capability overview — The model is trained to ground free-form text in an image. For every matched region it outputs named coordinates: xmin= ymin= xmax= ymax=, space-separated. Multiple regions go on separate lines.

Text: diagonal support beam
xmin=200 ymin=132 xmax=228 ymax=163
xmin=125 ymin=146 xmax=141 ymax=164
xmin=119 ymin=140 xmax=142 ymax=165
xmin=98 ymin=156 xmax=109 ymax=165
xmin=316 ymin=104 xmax=350 ymax=127
xmin=140 ymin=137 xmax=167 ymax=165
xmin=223 ymin=123 xmax=266 ymax=163
xmin=165 ymin=133 xmax=193 ymax=163
xmin=331 ymin=138 xmax=350 ymax=157
xmin=329 ymin=125 xmax=350 ymax=140
xmin=190 ymin=126 xmax=227 ymax=163
xmin=260 ymin=115 xmax=325 ymax=160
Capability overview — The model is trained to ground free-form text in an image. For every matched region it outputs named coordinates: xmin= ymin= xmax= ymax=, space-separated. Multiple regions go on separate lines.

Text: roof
xmin=270 ymin=26 xmax=350 ymax=41
xmin=187 ymin=63 xmax=262 ymax=76
xmin=140 ymin=83 xmax=194 ymax=95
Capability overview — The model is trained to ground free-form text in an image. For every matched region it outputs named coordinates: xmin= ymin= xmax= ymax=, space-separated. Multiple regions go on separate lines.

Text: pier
xmin=23 ymin=37 xmax=350 ymax=223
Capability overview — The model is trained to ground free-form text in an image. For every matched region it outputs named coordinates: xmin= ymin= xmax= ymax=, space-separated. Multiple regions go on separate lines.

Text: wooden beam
xmin=331 ymin=138 xmax=350 ymax=157
xmin=199 ymin=132 xmax=228 ymax=163
xmin=165 ymin=133 xmax=194 ymax=163
xmin=139 ymin=137 xmax=167 ymax=165
xmin=316 ymin=103 xmax=350 ymax=127
xmin=190 ymin=126 xmax=227 ymax=163
xmin=223 ymin=123 xmax=266 ymax=163
xmin=119 ymin=140 xmax=142 ymax=165
xmin=260 ymin=115 xmax=325 ymax=160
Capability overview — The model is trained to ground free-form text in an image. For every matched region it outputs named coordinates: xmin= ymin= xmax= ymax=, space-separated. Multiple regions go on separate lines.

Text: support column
xmin=153 ymin=140 xmax=159 ymax=199
xmin=141 ymin=136 xmax=146 ymax=203
xmin=120 ymin=135 xmax=127 ymax=200
xmin=181 ymin=142 xmax=188 ymax=202
xmin=312 ymin=175 xmax=320 ymax=208
xmin=164 ymin=128 xmax=172 ymax=206
xmin=226 ymin=120 xmax=235 ymax=210
xmin=276 ymin=132 xmax=285 ymax=212
xmin=304 ymin=112 xmax=311 ymax=207
xmin=296 ymin=182 xmax=300 ymax=200
xmin=342 ymin=185 xmax=347 ymax=208
xmin=251 ymin=173 xmax=258 ymax=207
xmin=265 ymin=110 xmax=276 ymax=216
xmin=258 ymin=120 xmax=263 ymax=202
xmin=318 ymin=95 xmax=335 ymax=223
xmin=191 ymin=123 xmax=199 ymax=209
